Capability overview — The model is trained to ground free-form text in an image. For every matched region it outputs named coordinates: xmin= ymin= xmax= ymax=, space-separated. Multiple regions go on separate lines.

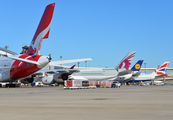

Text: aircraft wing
xmin=140 ymin=68 xmax=156 ymax=71
xmin=132 ymin=72 xmax=141 ymax=77
xmin=117 ymin=70 xmax=132 ymax=76
xmin=49 ymin=58 xmax=93 ymax=66
xmin=155 ymin=74 xmax=167 ymax=78
xmin=140 ymin=68 xmax=173 ymax=72
xmin=33 ymin=69 xmax=80 ymax=76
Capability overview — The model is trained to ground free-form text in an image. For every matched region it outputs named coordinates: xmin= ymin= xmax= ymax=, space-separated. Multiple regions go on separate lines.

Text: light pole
xmin=60 ymin=56 xmax=62 ymax=66
xmin=144 ymin=63 xmax=146 ymax=73
xmin=60 ymin=56 xmax=62 ymax=60
xmin=85 ymin=61 xmax=87 ymax=69
xmin=4 ymin=45 xmax=9 ymax=56
xmin=78 ymin=62 xmax=80 ymax=68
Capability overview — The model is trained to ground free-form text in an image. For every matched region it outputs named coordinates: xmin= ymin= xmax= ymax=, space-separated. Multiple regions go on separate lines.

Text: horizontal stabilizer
xmin=49 ymin=58 xmax=93 ymax=66
xmin=117 ymin=70 xmax=132 ymax=76
xmin=8 ymin=56 xmax=41 ymax=66
xmin=155 ymin=74 xmax=167 ymax=78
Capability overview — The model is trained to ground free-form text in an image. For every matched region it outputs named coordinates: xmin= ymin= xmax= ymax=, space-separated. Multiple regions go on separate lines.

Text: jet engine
xmin=20 ymin=76 xmax=34 ymax=84
xmin=40 ymin=72 xmax=70 ymax=85
xmin=53 ymin=73 xmax=69 ymax=82
xmin=42 ymin=76 xmax=55 ymax=85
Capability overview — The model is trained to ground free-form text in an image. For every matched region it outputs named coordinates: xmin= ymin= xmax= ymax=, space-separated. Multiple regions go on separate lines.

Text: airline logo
xmin=58 ymin=74 xmax=62 ymax=79
xmin=119 ymin=52 xmax=136 ymax=70
xmin=155 ymin=62 xmax=169 ymax=75
xmin=27 ymin=3 xmax=55 ymax=55
xmin=131 ymin=60 xmax=143 ymax=72
xmin=135 ymin=64 xmax=141 ymax=70
xmin=45 ymin=72 xmax=48 ymax=77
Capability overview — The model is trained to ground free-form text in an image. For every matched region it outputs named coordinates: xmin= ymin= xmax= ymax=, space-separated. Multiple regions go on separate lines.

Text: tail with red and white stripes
xmin=152 ymin=62 xmax=170 ymax=76
xmin=27 ymin=3 xmax=55 ymax=55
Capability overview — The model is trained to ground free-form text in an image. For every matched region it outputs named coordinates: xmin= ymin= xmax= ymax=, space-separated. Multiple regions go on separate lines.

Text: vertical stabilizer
xmin=115 ymin=51 xmax=136 ymax=72
xmin=152 ymin=62 xmax=170 ymax=76
xmin=27 ymin=3 xmax=55 ymax=55
xmin=131 ymin=60 xmax=143 ymax=72
xmin=70 ymin=65 xmax=76 ymax=69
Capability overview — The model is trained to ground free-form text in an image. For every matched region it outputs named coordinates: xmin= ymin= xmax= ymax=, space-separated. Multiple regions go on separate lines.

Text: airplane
xmin=0 ymin=3 xmax=56 ymax=87
xmin=34 ymin=65 xmax=78 ymax=85
xmin=0 ymin=42 xmax=93 ymax=68
xmin=18 ymin=45 xmax=94 ymax=67
xmin=68 ymin=51 xmax=136 ymax=81
xmin=127 ymin=62 xmax=170 ymax=82
xmin=115 ymin=60 xmax=143 ymax=81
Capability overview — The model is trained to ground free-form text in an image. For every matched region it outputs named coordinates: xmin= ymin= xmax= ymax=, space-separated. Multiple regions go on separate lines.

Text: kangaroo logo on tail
xmin=27 ymin=3 xmax=55 ymax=55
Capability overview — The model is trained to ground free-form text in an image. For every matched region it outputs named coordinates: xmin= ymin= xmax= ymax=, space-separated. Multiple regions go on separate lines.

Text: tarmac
xmin=0 ymin=85 xmax=173 ymax=120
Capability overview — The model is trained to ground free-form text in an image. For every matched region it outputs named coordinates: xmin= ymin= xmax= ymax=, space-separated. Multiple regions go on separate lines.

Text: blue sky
xmin=0 ymin=0 xmax=173 ymax=68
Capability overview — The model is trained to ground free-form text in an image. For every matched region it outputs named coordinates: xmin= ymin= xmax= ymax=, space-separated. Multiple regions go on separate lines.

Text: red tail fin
xmin=70 ymin=65 xmax=76 ymax=69
xmin=27 ymin=3 xmax=55 ymax=55
xmin=115 ymin=51 xmax=136 ymax=72
xmin=154 ymin=62 xmax=170 ymax=75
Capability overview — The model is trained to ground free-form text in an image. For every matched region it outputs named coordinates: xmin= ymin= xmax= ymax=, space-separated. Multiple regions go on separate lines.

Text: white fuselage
xmin=69 ymin=69 xmax=119 ymax=81
xmin=133 ymin=73 xmax=155 ymax=81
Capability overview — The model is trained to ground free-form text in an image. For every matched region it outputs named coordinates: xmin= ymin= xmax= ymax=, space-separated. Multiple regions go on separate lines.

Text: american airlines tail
xmin=152 ymin=62 xmax=170 ymax=76
xmin=26 ymin=3 xmax=55 ymax=55
xmin=115 ymin=51 xmax=136 ymax=72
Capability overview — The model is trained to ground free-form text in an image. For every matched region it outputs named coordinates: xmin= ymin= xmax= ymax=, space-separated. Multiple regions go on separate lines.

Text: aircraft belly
xmin=81 ymin=76 xmax=114 ymax=80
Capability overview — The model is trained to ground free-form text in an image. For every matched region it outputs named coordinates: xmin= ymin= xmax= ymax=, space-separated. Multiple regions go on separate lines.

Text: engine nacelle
xmin=42 ymin=76 xmax=55 ymax=85
xmin=20 ymin=76 xmax=34 ymax=84
xmin=53 ymin=73 xmax=69 ymax=82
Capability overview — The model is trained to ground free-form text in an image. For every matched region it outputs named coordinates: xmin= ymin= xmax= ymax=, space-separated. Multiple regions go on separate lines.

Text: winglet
xmin=70 ymin=65 xmax=76 ymax=69
xmin=27 ymin=3 xmax=55 ymax=55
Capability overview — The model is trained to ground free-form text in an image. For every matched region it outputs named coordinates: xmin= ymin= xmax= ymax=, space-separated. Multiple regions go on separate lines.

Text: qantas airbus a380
xmin=0 ymin=3 xmax=55 ymax=87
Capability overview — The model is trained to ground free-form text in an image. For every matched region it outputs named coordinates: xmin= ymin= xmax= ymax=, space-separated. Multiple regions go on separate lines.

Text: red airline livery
xmin=0 ymin=3 xmax=55 ymax=85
